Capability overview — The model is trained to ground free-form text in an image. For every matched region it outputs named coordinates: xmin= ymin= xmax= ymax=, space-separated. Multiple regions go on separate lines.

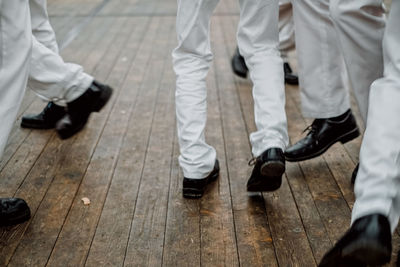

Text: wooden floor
xmin=0 ymin=0 xmax=397 ymax=266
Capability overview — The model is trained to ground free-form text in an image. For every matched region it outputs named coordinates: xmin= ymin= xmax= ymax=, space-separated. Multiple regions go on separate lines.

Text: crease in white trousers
xmin=292 ymin=0 xmax=385 ymax=123
xmin=28 ymin=0 xmax=94 ymax=106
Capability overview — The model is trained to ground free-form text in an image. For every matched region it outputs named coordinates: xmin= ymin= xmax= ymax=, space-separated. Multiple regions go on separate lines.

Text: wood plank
xmin=162 ymin=139 xmax=202 ymax=267
xmin=83 ymin=16 xmax=171 ymax=266
xmin=212 ymin=16 xmax=279 ymax=267
xmin=47 ymin=16 xmax=167 ymax=266
xmin=198 ymin=44 xmax=239 ymax=267
xmin=117 ymin=16 xmax=175 ymax=267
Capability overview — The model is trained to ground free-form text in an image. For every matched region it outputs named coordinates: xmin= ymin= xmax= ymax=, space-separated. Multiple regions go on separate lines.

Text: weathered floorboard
xmin=0 ymin=0 xmax=396 ymax=266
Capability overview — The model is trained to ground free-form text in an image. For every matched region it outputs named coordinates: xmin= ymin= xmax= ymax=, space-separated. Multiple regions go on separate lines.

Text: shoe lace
xmin=302 ymin=119 xmax=323 ymax=136
xmin=42 ymin=102 xmax=55 ymax=115
xmin=248 ymin=157 xmax=258 ymax=166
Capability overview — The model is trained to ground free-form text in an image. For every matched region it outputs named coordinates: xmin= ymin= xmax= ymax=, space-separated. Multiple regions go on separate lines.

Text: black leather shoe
xmin=285 ymin=109 xmax=360 ymax=162
xmin=351 ymin=163 xmax=359 ymax=184
xmin=247 ymin=148 xmax=285 ymax=192
xmin=319 ymin=214 xmax=392 ymax=267
xmin=0 ymin=198 xmax=31 ymax=227
xmin=231 ymin=48 xmax=248 ymax=79
xmin=21 ymin=102 xmax=66 ymax=129
xmin=56 ymin=81 xmax=113 ymax=139
xmin=284 ymin=62 xmax=299 ymax=85
xmin=183 ymin=160 xmax=220 ymax=199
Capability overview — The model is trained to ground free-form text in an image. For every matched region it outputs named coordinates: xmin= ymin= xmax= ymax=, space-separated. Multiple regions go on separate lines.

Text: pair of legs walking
xmin=173 ymin=0 xmax=288 ymax=197
xmin=320 ymin=1 xmax=400 ymax=265
xmin=0 ymin=0 xmax=113 ymax=226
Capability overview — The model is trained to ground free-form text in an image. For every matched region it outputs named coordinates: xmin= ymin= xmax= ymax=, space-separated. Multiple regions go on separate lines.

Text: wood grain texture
xmin=1 ymin=0 xmax=397 ymax=266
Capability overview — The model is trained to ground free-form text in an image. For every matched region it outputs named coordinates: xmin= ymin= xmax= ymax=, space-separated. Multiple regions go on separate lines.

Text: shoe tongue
xmin=312 ymin=119 xmax=324 ymax=127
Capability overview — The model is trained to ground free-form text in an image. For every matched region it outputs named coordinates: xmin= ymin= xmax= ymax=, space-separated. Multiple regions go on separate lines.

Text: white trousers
xmin=292 ymin=0 xmax=385 ymax=121
xmin=352 ymin=0 xmax=400 ymax=233
xmin=173 ymin=0 xmax=288 ymax=178
xmin=278 ymin=0 xmax=295 ymax=62
xmin=0 ymin=0 xmax=32 ymax=158
xmin=28 ymin=0 xmax=93 ymax=106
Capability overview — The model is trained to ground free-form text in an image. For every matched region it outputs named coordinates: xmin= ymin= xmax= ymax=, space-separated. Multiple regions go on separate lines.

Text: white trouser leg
xmin=330 ymin=0 xmax=385 ymax=123
xmin=28 ymin=0 xmax=94 ymax=105
xmin=0 ymin=0 xmax=32 ymax=158
xmin=352 ymin=0 xmax=400 ymax=233
xmin=237 ymin=0 xmax=288 ymax=157
xmin=28 ymin=37 xmax=93 ymax=104
xmin=30 ymin=0 xmax=58 ymax=53
xmin=278 ymin=0 xmax=295 ymax=62
xmin=173 ymin=0 xmax=219 ymax=179
xmin=292 ymin=0 xmax=350 ymax=119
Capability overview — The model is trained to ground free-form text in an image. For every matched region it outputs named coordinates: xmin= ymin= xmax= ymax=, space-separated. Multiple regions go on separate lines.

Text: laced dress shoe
xmin=0 ymin=198 xmax=31 ymax=227
xmin=231 ymin=48 xmax=248 ymax=79
xmin=183 ymin=160 xmax=220 ymax=199
xmin=21 ymin=102 xmax=66 ymax=129
xmin=56 ymin=80 xmax=113 ymax=139
xmin=319 ymin=214 xmax=392 ymax=267
xmin=285 ymin=109 xmax=360 ymax=162
xmin=247 ymin=148 xmax=285 ymax=192
xmin=283 ymin=62 xmax=299 ymax=85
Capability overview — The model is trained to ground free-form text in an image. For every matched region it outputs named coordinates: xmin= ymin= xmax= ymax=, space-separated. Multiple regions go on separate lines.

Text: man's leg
xmin=285 ymin=0 xmax=360 ymax=163
xmin=173 ymin=0 xmax=220 ymax=198
xmin=28 ymin=37 xmax=93 ymax=106
xmin=352 ymin=0 xmax=400 ymax=235
xmin=238 ymin=0 xmax=288 ymax=192
xmin=0 ymin=0 xmax=32 ymax=157
xmin=0 ymin=0 xmax=32 ymax=226
xmin=28 ymin=0 xmax=93 ymax=103
xmin=30 ymin=0 xmax=59 ymax=53
xmin=330 ymin=0 xmax=385 ymax=123
xmin=278 ymin=0 xmax=295 ymax=62
xmin=319 ymin=2 xmax=399 ymax=265
xmin=278 ymin=0 xmax=298 ymax=85
xmin=292 ymin=0 xmax=350 ymax=119
xmin=232 ymin=0 xmax=298 ymax=84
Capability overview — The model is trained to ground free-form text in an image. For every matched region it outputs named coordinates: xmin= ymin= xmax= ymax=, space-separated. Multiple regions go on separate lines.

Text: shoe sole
xmin=183 ymin=171 xmax=219 ymax=199
xmin=57 ymin=86 xmax=113 ymax=140
xmin=285 ymin=77 xmax=299 ymax=86
xmin=286 ymin=127 xmax=360 ymax=162
xmin=20 ymin=121 xmax=56 ymax=129
xmin=341 ymin=241 xmax=391 ymax=266
xmin=0 ymin=209 xmax=31 ymax=227
xmin=247 ymin=161 xmax=285 ymax=192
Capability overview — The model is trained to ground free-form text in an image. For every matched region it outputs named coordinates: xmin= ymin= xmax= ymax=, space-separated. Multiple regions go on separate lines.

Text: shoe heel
xmin=93 ymin=86 xmax=113 ymax=112
xmin=260 ymin=161 xmax=285 ymax=177
xmin=339 ymin=128 xmax=360 ymax=144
